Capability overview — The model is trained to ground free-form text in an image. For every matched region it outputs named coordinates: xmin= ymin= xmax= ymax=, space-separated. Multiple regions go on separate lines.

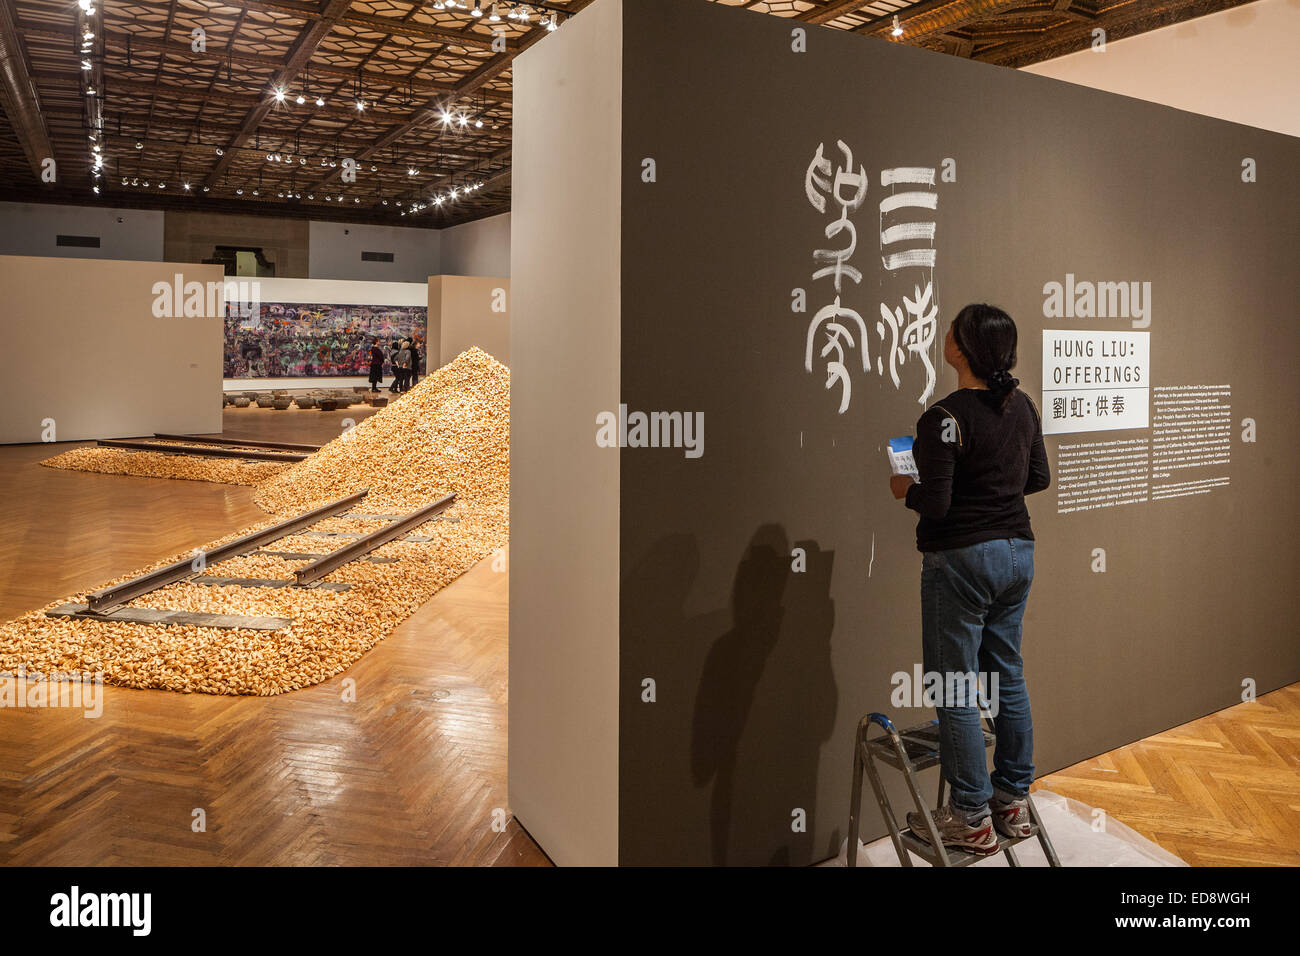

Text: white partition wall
xmin=431 ymin=275 xmax=510 ymax=368
xmin=508 ymin=0 xmax=624 ymax=868
xmin=0 ymin=256 xmax=223 ymax=443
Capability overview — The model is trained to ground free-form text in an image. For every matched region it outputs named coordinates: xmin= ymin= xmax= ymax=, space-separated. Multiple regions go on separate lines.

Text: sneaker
xmin=905 ymin=806 xmax=999 ymax=855
xmin=991 ymin=795 xmax=1036 ymax=839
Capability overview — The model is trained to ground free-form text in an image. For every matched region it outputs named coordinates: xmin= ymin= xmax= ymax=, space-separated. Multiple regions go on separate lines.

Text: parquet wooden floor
xmin=0 ymin=407 xmax=1294 ymax=865
xmin=1037 ymin=684 xmax=1300 ymax=866
xmin=0 ymin=407 xmax=549 ymax=865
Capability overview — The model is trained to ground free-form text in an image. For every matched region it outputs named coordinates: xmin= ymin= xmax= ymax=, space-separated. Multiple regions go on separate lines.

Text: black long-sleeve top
xmin=904 ymin=387 xmax=1051 ymax=552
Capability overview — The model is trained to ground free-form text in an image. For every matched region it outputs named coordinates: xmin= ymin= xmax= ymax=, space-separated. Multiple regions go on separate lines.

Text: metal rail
xmin=97 ymin=439 xmax=308 ymax=462
xmin=84 ymin=490 xmax=369 ymax=613
xmin=294 ymin=493 xmax=455 ymax=586
xmin=153 ymin=433 xmax=322 ymax=452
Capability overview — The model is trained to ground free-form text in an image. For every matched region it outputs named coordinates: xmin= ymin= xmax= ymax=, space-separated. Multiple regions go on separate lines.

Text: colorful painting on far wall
xmin=223 ymin=301 xmax=428 ymax=378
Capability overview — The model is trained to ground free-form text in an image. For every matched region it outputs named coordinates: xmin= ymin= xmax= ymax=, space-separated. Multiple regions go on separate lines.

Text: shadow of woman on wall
xmin=692 ymin=525 xmax=838 ymax=866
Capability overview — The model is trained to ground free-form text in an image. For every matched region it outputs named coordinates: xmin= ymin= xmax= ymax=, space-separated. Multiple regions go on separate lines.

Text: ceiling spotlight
xmin=202 ymin=185 xmax=209 ymax=192
xmin=407 ymin=167 xmax=419 ymax=176
xmin=381 ymin=199 xmax=388 ymax=205
xmin=489 ymin=2 xmax=500 ymax=21
xmin=216 ymin=147 xmax=223 ymax=156
xmin=135 ymin=140 xmax=143 ymax=149
xmin=471 ymin=0 xmax=482 ymax=17
xmin=277 ymin=191 xmax=285 ymax=198
xmin=450 ymin=187 xmax=459 ymax=198
xmin=252 ymin=188 xmax=259 ymax=196
xmin=518 ymin=5 xmax=529 ymax=22
xmin=300 ymin=157 xmax=307 ymax=165
xmin=274 ymin=88 xmax=286 ymax=103
xmin=441 ymin=110 xmax=452 ymax=126
xmin=121 ymin=177 xmax=127 ymax=185
xmin=83 ymin=31 xmax=94 ymax=41
xmin=183 ymin=182 xmax=191 ymax=191
xmin=506 ymin=4 xmax=517 ymax=18
xmin=329 ymin=160 xmax=336 ymax=168
xmin=446 ymin=0 xmax=458 ymax=8
xmin=77 ymin=0 xmax=91 ymax=9
xmin=891 ymin=14 xmax=903 ymax=36
xmin=158 ymin=182 xmax=165 ymax=189
xmin=307 ymin=193 xmax=314 ymax=199
xmin=85 ymin=86 xmax=95 ymax=95
xmin=353 ymin=197 xmax=359 ymax=203
xmin=356 ymin=99 xmax=366 ymax=111
xmin=433 ymin=0 xmax=445 ymax=8
xmin=475 ymin=118 xmax=483 ymax=128
xmin=92 ymin=185 xmax=99 ymax=194
xmin=458 ymin=114 xmax=468 ymax=127
xmin=236 ymin=187 xmax=243 ymax=194
xmin=131 ymin=177 xmax=138 ymax=185
xmin=545 ymin=15 xmax=555 ymax=31
xmin=81 ymin=59 xmax=92 ymax=70
xmin=316 ymin=95 xmax=325 ymax=107
xmin=435 ymin=195 xmax=444 ymax=205
xmin=267 ymin=153 xmax=274 ymax=161
xmin=295 ymin=93 xmax=305 ymax=105
xmin=336 ymin=195 xmax=342 ymax=202
xmin=284 ymin=154 xmax=292 ymax=163
xmin=370 ymin=164 xmax=377 ymax=172
xmin=295 ymin=192 xmax=301 ymax=199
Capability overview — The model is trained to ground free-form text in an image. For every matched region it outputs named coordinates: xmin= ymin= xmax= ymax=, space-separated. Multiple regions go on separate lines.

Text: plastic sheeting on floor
xmin=826 ymin=789 xmax=1187 ymax=867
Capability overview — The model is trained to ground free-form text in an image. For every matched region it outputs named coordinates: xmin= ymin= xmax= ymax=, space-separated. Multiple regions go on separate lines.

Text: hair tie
xmin=989 ymin=369 xmax=1018 ymax=391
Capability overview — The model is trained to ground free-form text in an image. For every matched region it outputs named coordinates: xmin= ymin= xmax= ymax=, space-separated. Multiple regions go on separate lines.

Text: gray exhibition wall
xmin=616 ymin=0 xmax=1299 ymax=865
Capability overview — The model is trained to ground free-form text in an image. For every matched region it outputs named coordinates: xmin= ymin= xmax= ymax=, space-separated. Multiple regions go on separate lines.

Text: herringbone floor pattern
xmin=1 ymin=408 xmax=1293 ymax=865
xmin=0 ymin=410 xmax=547 ymax=866
xmin=1038 ymin=684 xmax=1299 ymax=866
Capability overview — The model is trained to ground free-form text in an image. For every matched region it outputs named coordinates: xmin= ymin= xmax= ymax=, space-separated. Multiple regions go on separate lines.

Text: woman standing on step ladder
xmin=890 ymin=303 xmax=1051 ymax=856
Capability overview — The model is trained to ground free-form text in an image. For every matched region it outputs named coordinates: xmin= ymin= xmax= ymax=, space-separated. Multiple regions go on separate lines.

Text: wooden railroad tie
xmin=47 ymin=604 xmax=293 ymax=631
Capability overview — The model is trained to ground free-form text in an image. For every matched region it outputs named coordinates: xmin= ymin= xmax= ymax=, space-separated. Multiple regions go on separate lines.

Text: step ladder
xmin=847 ymin=711 xmax=1062 ymax=867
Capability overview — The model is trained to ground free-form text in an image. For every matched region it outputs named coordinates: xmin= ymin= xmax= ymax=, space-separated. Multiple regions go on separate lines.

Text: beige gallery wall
xmin=0 ymin=256 xmax=224 ymax=443
xmin=428 ymin=274 xmax=510 ymax=368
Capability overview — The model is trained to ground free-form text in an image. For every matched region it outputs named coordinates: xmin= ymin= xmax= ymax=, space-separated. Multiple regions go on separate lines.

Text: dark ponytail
xmin=952 ymin=303 xmax=1020 ymax=413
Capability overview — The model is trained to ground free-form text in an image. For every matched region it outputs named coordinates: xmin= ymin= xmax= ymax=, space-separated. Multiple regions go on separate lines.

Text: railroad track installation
xmin=48 ymin=490 xmax=457 ymax=632
xmin=5 ymin=346 xmax=510 ymax=695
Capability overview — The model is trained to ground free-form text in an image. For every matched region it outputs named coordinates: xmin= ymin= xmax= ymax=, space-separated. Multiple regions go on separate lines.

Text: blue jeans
xmin=921 ymin=537 xmax=1035 ymax=823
